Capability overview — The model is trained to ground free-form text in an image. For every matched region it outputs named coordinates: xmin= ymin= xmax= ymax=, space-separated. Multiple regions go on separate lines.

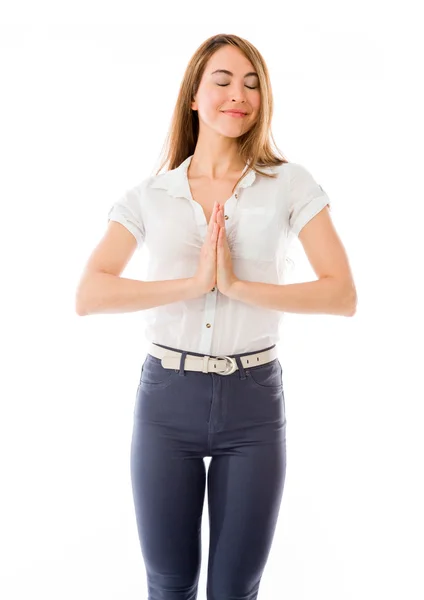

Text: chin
xmin=219 ymin=124 xmax=252 ymax=137
xmin=223 ymin=131 xmax=246 ymax=139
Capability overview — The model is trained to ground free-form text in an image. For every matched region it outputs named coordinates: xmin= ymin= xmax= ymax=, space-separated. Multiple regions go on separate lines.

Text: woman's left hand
xmin=216 ymin=204 xmax=239 ymax=297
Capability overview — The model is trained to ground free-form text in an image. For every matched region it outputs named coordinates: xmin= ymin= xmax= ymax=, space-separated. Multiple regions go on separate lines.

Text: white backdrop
xmin=1 ymin=2 xmax=423 ymax=599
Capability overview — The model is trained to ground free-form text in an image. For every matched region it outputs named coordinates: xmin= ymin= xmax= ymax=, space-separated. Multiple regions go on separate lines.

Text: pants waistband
xmin=148 ymin=342 xmax=279 ymax=376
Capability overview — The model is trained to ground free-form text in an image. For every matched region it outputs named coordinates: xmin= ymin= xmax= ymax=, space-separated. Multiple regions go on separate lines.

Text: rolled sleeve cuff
xmin=107 ymin=206 xmax=144 ymax=248
xmin=290 ymin=195 xmax=331 ymax=237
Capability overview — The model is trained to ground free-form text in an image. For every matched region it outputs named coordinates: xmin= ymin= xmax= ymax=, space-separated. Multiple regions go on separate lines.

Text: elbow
xmin=75 ymin=268 xmax=102 ymax=316
xmin=346 ymin=302 xmax=357 ymax=317
xmin=75 ymin=281 xmax=90 ymax=316
xmin=75 ymin=303 xmax=87 ymax=316
xmin=344 ymin=285 xmax=358 ymax=317
xmin=75 ymin=295 xmax=87 ymax=316
xmin=332 ymin=277 xmax=357 ymax=317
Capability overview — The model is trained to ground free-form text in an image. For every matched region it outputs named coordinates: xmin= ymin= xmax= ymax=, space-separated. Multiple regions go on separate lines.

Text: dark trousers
xmin=130 ymin=343 xmax=287 ymax=600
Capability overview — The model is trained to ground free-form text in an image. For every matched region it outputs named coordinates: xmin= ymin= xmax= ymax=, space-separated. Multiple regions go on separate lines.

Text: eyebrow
xmin=211 ymin=69 xmax=258 ymax=78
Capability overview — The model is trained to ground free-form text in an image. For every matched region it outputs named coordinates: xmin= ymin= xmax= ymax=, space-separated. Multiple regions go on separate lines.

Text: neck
xmin=188 ymin=148 xmax=246 ymax=181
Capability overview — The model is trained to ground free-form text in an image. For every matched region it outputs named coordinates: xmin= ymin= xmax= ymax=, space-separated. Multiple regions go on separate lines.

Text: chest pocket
xmin=229 ymin=205 xmax=280 ymax=261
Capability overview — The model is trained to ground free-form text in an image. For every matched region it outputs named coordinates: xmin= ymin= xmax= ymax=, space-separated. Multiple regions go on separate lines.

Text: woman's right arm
xmin=75 ymin=221 xmax=202 ymax=316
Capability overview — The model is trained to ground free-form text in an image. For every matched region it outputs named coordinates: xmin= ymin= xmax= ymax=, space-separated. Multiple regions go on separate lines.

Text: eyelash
xmin=217 ymin=83 xmax=258 ymax=90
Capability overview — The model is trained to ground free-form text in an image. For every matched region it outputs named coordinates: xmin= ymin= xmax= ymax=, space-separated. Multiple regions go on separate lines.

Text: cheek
xmin=199 ymin=98 xmax=226 ymax=123
xmin=251 ymin=94 xmax=261 ymax=112
xmin=209 ymin=90 xmax=227 ymax=111
xmin=200 ymin=84 xmax=226 ymax=109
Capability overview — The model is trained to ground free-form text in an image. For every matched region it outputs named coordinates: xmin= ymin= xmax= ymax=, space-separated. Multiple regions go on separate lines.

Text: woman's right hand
xmin=192 ymin=200 xmax=220 ymax=295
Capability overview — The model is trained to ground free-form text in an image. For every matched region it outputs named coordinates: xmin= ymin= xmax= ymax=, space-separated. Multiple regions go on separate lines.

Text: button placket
xmin=198 ymin=290 xmax=218 ymax=354
xmin=222 ymin=189 xmax=240 ymax=223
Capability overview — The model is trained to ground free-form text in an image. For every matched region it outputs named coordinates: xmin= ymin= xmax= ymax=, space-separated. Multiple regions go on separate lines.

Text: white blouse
xmin=107 ymin=154 xmax=331 ymax=356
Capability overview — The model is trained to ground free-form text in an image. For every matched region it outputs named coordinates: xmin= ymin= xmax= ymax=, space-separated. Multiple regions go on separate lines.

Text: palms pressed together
xmin=215 ymin=204 xmax=239 ymax=297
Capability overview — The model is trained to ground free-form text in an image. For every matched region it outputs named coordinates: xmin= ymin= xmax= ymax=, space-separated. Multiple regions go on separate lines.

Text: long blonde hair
xmin=154 ymin=33 xmax=289 ymax=189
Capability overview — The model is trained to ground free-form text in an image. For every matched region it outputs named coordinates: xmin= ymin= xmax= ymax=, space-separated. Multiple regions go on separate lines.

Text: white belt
xmin=148 ymin=343 xmax=279 ymax=376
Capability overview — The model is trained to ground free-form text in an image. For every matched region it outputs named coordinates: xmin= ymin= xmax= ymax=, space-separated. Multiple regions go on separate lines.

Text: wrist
xmin=189 ymin=277 xmax=207 ymax=298
xmin=226 ymin=278 xmax=243 ymax=300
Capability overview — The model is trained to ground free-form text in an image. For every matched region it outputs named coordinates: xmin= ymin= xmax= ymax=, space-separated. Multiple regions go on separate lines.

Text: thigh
xmin=206 ymin=419 xmax=287 ymax=599
xmin=130 ymin=381 xmax=207 ymax=596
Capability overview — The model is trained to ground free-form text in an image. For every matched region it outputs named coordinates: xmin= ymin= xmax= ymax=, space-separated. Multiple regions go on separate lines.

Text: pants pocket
xmin=139 ymin=355 xmax=176 ymax=389
xmin=246 ymin=359 xmax=283 ymax=390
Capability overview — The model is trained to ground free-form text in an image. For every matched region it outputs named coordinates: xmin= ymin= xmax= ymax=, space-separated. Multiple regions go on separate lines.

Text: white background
xmin=1 ymin=2 xmax=423 ymax=599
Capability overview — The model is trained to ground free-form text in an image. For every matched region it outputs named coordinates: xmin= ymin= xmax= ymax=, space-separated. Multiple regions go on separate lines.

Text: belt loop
xmin=178 ymin=351 xmax=188 ymax=376
xmin=235 ymin=355 xmax=247 ymax=380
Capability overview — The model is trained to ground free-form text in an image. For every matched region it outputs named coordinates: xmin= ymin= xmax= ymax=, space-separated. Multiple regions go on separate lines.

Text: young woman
xmin=76 ymin=33 xmax=357 ymax=600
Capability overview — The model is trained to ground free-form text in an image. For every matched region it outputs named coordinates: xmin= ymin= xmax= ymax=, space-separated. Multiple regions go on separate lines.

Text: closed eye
xmin=217 ymin=83 xmax=258 ymax=90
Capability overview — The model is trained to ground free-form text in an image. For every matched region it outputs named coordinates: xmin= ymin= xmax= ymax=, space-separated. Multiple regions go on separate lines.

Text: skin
xmin=216 ymin=202 xmax=238 ymax=296
xmin=190 ymin=44 xmax=261 ymax=295
xmin=190 ymin=44 xmax=261 ymax=178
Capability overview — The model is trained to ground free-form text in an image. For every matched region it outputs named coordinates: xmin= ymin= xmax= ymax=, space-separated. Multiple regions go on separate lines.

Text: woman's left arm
xmin=227 ymin=206 xmax=357 ymax=317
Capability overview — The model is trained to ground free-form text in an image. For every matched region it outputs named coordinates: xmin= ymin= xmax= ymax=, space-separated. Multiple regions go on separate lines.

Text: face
xmin=191 ymin=45 xmax=261 ymax=140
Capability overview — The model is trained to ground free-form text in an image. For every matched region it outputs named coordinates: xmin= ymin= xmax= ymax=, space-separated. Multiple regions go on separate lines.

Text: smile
xmin=222 ymin=111 xmax=247 ymax=118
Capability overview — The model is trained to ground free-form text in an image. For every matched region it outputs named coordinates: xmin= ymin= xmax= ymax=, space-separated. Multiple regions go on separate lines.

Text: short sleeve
xmin=288 ymin=163 xmax=331 ymax=237
xmin=107 ymin=184 xmax=145 ymax=249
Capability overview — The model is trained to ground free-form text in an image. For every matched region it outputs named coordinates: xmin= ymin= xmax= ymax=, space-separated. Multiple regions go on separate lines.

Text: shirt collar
xmin=150 ymin=154 xmax=275 ymax=199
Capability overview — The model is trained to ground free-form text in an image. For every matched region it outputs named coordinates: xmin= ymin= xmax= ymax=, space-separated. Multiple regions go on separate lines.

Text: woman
xmin=76 ymin=33 xmax=357 ymax=600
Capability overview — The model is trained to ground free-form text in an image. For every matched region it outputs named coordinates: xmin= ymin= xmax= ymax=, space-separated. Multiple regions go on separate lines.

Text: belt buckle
xmin=214 ymin=355 xmax=237 ymax=376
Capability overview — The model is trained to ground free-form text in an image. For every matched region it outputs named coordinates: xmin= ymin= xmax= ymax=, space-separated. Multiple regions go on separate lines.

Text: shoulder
xmin=255 ymin=161 xmax=294 ymax=181
xmin=282 ymin=162 xmax=329 ymax=197
xmin=284 ymin=161 xmax=325 ymax=182
xmin=272 ymin=161 xmax=309 ymax=181
xmin=124 ymin=173 xmax=163 ymax=201
xmin=252 ymin=162 xmax=291 ymax=192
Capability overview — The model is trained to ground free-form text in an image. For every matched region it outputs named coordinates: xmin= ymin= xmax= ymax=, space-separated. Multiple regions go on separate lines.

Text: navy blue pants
xmin=130 ymin=343 xmax=287 ymax=600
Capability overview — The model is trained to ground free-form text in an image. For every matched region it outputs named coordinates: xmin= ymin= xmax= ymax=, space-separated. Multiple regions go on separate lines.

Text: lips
xmin=222 ymin=110 xmax=247 ymax=115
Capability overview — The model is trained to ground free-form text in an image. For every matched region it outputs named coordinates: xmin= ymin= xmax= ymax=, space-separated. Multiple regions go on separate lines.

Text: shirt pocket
xmin=229 ymin=206 xmax=280 ymax=261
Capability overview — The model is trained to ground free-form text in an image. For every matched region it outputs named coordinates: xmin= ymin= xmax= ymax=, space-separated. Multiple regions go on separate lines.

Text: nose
xmin=227 ymin=82 xmax=248 ymax=103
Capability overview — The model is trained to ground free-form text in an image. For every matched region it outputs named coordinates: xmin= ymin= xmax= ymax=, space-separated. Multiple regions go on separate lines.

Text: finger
xmin=215 ymin=203 xmax=222 ymax=225
xmin=212 ymin=222 xmax=219 ymax=243
xmin=208 ymin=201 xmax=220 ymax=233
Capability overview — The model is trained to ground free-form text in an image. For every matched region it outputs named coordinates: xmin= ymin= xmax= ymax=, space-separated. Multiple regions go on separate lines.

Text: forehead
xmin=206 ymin=45 xmax=255 ymax=72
